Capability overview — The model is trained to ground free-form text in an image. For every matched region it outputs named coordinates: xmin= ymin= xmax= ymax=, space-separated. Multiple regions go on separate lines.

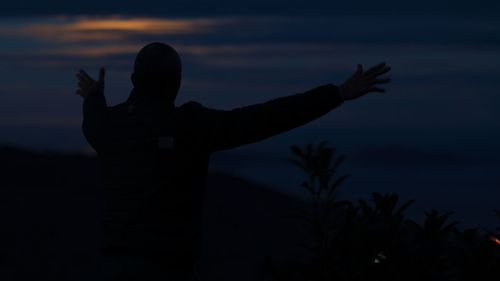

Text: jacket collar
xmin=126 ymin=89 xmax=175 ymax=112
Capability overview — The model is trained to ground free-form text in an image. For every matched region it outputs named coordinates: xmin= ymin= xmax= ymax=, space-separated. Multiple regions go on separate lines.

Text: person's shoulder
xmin=177 ymin=101 xmax=203 ymax=110
xmin=107 ymin=102 xmax=129 ymax=114
xmin=174 ymin=101 xmax=216 ymax=125
xmin=175 ymin=101 xmax=206 ymax=115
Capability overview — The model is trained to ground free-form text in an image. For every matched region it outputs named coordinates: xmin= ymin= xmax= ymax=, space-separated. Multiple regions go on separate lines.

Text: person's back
xmin=96 ymin=98 xmax=209 ymax=264
xmin=76 ymin=42 xmax=391 ymax=280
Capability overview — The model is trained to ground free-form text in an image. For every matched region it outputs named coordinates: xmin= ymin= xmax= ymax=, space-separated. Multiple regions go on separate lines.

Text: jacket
xmin=82 ymin=84 xmax=343 ymax=265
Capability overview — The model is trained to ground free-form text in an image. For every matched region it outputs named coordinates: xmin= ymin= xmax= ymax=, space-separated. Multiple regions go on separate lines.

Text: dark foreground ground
xmin=0 ymin=146 xmax=306 ymax=281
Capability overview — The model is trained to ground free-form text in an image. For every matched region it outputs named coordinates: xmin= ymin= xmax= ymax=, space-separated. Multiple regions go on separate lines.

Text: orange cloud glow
xmin=0 ymin=16 xmax=219 ymax=42
xmin=70 ymin=17 xmax=212 ymax=32
xmin=41 ymin=44 xmax=143 ymax=57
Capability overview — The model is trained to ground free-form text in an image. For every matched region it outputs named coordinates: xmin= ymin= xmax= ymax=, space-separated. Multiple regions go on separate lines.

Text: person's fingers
xmin=356 ymin=64 xmax=363 ymax=76
xmin=99 ymin=67 xmax=105 ymax=83
xmin=77 ymin=77 xmax=92 ymax=86
xmin=79 ymin=69 xmax=94 ymax=82
xmin=78 ymin=81 xmax=91 ymax=89
xmin=364 ymin=62 xmax=386 ymax=74
xmin=368 ymin=66 xmax=391 ymax=78
xmin=346 ymin=64 xmax=363 ymax=82
xmin=365 ymin=86 xmax=386 ymax=93
xmin=76 ymin=73 xmax=92 ymax=83
xmin=364 ymin=63 xmax=386 ymax=77
xmin=378 ymin=66 xmax=391 ymax=76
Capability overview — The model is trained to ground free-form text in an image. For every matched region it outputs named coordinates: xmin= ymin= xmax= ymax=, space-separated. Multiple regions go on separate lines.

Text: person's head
xmin=131 ymin=42 xmax=182 ymax=101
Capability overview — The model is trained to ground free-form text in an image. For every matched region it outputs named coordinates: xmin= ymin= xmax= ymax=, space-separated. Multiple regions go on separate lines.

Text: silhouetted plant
xmin=268 ymin=141 xmax=350 ymax=281
xmin=399 ymin=210 xmax=458 ymax=281
xmin=351 ymin=193 xmax=416 ymax=281
xmin=288 ymin=141 xmax=350 ymax=203
xmin=266 ymin=141 xmax=500 ymax=281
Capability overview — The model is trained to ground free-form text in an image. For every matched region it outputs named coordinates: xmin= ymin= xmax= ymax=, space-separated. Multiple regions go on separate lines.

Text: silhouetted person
xmin=76 ymin=42 xmax=391 ymax=280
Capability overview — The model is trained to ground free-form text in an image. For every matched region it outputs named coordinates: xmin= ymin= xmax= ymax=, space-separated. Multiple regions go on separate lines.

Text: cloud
xmin=1 ymin=13 xmax=500 ymax=151
xmin=38 ymin=44 xmax=143 ymax=57
xmin=0 ymin=16 xmax=220 ymax=43
xmin=2 ymin=14 xmax=500 ymax=60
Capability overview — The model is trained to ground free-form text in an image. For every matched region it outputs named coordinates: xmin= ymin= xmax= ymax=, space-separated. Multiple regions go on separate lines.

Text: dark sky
xmin=2 ymin=0 xmax=500 ymax=16
xmin=1 ymin=10 xmax=499 ymax=151
xmin=0 ymin=1 xmax=499 ymax=227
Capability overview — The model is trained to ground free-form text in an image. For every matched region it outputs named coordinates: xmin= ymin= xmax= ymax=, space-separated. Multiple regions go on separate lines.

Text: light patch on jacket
xmin=158 ymin=136 xmax=174 ymax=149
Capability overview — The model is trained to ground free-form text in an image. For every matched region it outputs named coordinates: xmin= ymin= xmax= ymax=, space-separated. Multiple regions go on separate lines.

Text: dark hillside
xmin=0 ymin=146 xmax=305 ymax=280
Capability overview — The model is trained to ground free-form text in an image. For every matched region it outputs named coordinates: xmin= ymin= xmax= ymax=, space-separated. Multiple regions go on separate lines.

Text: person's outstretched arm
xmin=190 ymin=63 xmax=391 ymax=152
xmin=76 ymin=68 xmax=107 ymax=149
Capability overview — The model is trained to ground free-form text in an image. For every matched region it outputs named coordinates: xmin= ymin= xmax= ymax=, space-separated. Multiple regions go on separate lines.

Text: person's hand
xmin=339 ymin=63 xmax=391 ymax=101
xmin=76 ymin=68 xmax=105 ymax=99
